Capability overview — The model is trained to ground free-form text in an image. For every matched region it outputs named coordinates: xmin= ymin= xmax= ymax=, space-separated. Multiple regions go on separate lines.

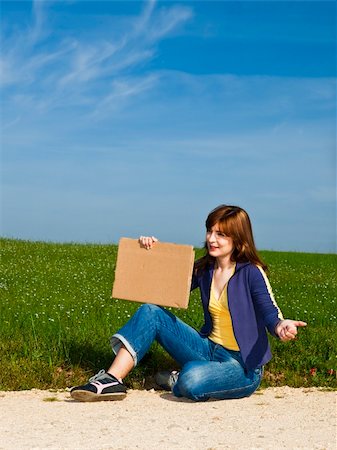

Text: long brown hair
xmin=195 ymin=205 xmax=268 ymax=273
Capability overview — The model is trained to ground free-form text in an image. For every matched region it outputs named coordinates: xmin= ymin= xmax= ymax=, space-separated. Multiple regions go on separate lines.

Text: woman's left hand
xmin=275 ymin=319 xmax=307 ymax=341
xmin=139 ymin=236 xmax=158 ymax=250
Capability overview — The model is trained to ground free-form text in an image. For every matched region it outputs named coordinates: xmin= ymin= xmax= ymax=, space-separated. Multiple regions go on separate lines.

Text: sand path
xmin=0 ymin=387 xmax=335 ymax=450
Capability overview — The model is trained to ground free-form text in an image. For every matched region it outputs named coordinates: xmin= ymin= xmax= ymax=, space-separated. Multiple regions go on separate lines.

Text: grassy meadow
xmin=0 ymin=237 xmax=336 ymax=391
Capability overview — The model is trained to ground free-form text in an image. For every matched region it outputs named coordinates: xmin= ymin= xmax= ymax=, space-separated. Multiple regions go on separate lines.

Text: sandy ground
xmin=0 ymin=387 xmax=335 ymax=450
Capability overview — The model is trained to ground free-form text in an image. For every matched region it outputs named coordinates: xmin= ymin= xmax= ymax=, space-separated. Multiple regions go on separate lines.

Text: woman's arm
xmin=249 ymin=266 xmax=307 ymax=340
xmin=249 ymin=265 xmax=283 ymax=336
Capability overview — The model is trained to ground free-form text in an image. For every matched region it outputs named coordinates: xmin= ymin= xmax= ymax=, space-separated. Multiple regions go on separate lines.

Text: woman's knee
xmin=176 ymin=362 xmax=210 ymax=402
xmin=136 ymin=304 xmax=168 ymax=329
xmin=175 ymin=361 xmax=261 ymax=402
xmin=138 ymin=303 xmax=162 ymax=317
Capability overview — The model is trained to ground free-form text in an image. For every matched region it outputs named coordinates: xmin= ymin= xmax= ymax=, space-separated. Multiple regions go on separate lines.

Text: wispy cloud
xmin=30 ymin=0 xmax=51 ymax=45
xmin=91 ymin=74 xmax=160 ymax=117
xmin=1 ymin=0 xmax=193 ymax=115
xmin=1 ymin=1 xmax=335 ymax=252
xmin=1 ymin=0 xmax=53 ymax=86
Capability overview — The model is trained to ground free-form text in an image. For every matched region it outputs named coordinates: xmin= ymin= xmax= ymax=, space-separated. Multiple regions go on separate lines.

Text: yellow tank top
xmin=208 ymin=271 xmax=239 ymax=351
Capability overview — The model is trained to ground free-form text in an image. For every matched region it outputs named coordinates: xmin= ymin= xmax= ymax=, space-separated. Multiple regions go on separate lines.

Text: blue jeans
xmin=110 ymin=304 xmax=263 ymax=402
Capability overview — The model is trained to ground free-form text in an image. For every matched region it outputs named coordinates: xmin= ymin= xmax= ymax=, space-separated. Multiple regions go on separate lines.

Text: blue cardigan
xmin=191 ymin=261 xmax=283 ymax=370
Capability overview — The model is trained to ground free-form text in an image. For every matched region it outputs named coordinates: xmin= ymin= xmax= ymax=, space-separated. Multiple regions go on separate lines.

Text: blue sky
xmin=1 ymin=0 xmax=336 ymax=253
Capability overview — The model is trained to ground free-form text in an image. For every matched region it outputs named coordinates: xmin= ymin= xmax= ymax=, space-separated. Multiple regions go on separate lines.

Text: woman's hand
xmin=275 ymin=319 xmax=307 ymax=342
xmin=139 ymin=236 xmax=158 ymax=250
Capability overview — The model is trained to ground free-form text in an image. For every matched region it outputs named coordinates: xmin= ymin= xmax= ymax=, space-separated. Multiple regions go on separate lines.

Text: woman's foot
xmin=154 ymin=370 xmax=180 ymax=391
xmin=70 ymin=370 xmax=127 ymax=402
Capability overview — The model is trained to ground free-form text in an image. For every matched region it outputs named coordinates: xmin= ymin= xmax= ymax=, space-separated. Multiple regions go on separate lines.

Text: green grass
xmin=0 ymin=238 xmax=336 ymax=391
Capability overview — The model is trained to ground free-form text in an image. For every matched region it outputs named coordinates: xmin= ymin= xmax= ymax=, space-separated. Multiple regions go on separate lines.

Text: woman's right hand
xmin=139 ymin=236 xmax=158 ymax=250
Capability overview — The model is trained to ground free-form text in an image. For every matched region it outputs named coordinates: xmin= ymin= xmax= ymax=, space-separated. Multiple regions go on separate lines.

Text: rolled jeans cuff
xmin=110 ymin=333 xmax=138 ymax=367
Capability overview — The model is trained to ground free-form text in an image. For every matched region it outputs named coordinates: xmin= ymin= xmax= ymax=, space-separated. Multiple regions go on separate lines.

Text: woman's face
xmin=206 ymin=224 xmax=234 ymax=259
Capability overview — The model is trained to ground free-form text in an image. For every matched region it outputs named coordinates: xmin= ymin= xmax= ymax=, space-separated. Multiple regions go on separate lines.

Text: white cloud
xmin=91 ymin=73 xmax=160 ymax=117
xmin=1 ymin=1 xmax=335 ymax=252
xmin=30 ymin=0 xmax=50 ymax=45
xmin=1 ymin=0 xmax=193 ymax=111
xmin=145 ymin=4 xmax=194 ymax=41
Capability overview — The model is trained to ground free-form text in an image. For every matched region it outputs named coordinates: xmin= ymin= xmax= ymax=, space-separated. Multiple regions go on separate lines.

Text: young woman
xmin=70 ymin=205 xmax=306 ymax=402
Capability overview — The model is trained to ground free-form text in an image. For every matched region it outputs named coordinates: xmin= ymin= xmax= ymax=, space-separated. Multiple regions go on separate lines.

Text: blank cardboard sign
xmin=112 ymin=238 xmax=194 ymax=309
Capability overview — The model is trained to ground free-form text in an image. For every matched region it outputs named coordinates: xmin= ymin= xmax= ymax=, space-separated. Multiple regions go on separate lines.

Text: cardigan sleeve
xmin=249 ymin=265 xmax=283 ymax=337
xmin=190 ymin=267 xmax=200 ymax=291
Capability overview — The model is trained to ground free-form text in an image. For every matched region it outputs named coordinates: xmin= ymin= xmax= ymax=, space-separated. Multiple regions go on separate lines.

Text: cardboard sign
xmin=112 ymin=238 xmax=194 ymax=309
